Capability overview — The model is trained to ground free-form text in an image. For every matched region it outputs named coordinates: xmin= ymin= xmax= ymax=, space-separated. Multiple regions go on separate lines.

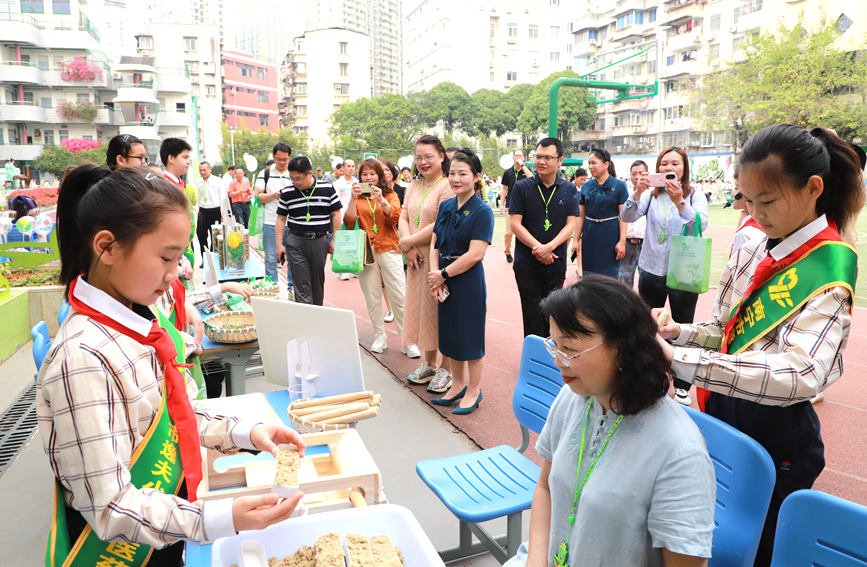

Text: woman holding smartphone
xmin=343 ymin=159 xmax=418 ymax=358
xmin=619 ymin=146 xmax=708 ymax=406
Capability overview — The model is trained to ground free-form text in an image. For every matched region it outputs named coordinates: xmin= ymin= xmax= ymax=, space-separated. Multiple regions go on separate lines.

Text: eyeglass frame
xmin=544 ymin=336 xmax=605 ymax=366
xmin=534 ymin=155 xmax=560 ymax=163
xmin=125 ymin=154 xmax=149 ymax=165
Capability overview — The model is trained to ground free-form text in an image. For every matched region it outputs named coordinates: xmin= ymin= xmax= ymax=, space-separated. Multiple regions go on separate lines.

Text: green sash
xmin=164 ymin=305 xmax=205 ymax=401
xmin=45 ymin=316 xmax=188 ymax=567
xmin=726 ymin=241 xmax=857 ymax=354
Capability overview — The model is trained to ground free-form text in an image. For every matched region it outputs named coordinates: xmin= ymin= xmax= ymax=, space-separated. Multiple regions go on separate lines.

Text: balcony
xmin=0 ymin=102 xmax=45 ymax=122
xmin=0 ymin=62 xmax=41 ymax=84
xmin=94 ymin=107 xmax=123 ymax=125
xmin=118 ymin=123 xmax=159 ymax=141
xmin=0 ymin=144 xmax=44 ymax=161
xmin=40 ymin=70 xmax=110 ymax=89
xmin=0 ymin=15 xmax=40 ymax=46
xmin=660 ymin=58 xmax=699 ymax=79
xmin=662 ymin=0 xmax=706 ymax=23
xmin=667 ymin=29 xmax=703 ymax=52
xmin=157 ymin=110 xmax=189 ymax=127
xmin=156 ymin=74 xmax=190 ymax=94
xmin=113 ymin=83 xmax=159 ymax=105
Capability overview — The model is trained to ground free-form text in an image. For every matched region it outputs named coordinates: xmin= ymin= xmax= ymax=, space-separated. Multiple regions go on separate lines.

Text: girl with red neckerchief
xmin=656 ymin=125 xmax=863 ymax=567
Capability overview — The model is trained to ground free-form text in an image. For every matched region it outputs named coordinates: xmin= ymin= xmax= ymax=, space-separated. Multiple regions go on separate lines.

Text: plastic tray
xmin=211 ymin=504 xmax=444 ymax=567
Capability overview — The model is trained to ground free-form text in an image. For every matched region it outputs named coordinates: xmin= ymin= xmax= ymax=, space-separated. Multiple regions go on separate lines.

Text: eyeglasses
xmin=544 ymin=336 xmax=605 ymax=366
xmin=534 ymin=155 xmax=559 ymax=163
xmin=126 ymin=155 xmax=149 ymax=165
xmin=414 ymin=154 xmax=439 ymax=162
xmin=733 ymin=192 xmax=744 ymax=201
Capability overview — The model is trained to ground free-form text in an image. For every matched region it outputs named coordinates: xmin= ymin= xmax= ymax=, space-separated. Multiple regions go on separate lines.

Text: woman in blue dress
xmin=574 ymin=148 xmax=629 ymax=278
xmin=427 ymin=149 xmax=495 ymax=415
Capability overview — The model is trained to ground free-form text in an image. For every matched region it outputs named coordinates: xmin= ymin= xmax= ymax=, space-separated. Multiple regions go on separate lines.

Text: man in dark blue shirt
xmin=508 ymin=137 xmax=579 ymax=337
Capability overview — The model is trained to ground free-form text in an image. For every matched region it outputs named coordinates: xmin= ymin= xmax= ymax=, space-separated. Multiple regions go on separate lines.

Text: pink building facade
xmin=221 ymin=50 xmax=278 ymax=132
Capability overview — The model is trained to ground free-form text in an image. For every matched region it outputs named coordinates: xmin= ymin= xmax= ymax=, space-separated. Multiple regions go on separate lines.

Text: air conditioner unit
xmin=112 ymin=72 xmax=122 ymax=80
xmin=729 ymin=25 xmax=738 ymax=33
xmin=589 ymin=39 xmax=602 ymax=47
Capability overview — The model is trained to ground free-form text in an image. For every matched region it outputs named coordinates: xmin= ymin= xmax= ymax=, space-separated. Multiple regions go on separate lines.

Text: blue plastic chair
xmin=31 ymin=320 xmax=50 ymax=382
xmin=770 ymin=489 xmax=867 ymax=566
xmin=57 ymin=300 xmax=70 ymax=326
xmin=416 ymin=335 xmax=562 ymax=563
xmin=683 ymin=407 xmax=776 ymax=567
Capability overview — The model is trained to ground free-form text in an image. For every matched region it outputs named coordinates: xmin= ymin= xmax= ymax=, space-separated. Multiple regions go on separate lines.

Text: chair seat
xmin=416 ymin=445 xmax=541 ymax=524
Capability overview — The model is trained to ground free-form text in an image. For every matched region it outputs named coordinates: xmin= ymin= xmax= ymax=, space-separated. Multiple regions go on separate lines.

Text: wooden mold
xmin=196 ymin=429 xmax=384 ymax=512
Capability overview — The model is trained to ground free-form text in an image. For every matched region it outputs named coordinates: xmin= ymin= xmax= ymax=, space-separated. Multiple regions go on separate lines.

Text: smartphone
xmin=646 ymin=172 xmax=678 ymax=187
xmin=359 ymin=182 xmax=372 ymax=195
xmin=438 ymin=287 xmax=450 ymax=303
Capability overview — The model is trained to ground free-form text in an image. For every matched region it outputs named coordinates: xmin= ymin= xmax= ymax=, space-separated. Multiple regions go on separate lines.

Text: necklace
xmin=656 ymin=195 xmax=676 ymax=244
xmin=298 ymin=179 xmax=317 ymax=222
xmin=415 ymin=174 xmax=443 ymax=227
xmin=552 ymin=400 xmax=623 ymax=567
xmin=537 ymin=182 xmax=557 ymax=231
xmin=366 ymin=196 xmax=378 ymax=234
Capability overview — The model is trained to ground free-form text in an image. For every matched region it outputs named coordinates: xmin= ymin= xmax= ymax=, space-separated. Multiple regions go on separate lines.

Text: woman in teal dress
xmin=575 ymin=148 xmax=629 ymax=278
xmin=427 ymin=149 xmax=494 ymax=416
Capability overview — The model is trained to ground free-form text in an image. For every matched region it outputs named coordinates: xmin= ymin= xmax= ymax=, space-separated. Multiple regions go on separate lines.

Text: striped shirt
xmin=670 ymin=215 xmax=851 ymax=405
xmin=276 ymin=179 xmax=342 ymax=232
xmin=36 ymin=276 xmax=259 ymax=548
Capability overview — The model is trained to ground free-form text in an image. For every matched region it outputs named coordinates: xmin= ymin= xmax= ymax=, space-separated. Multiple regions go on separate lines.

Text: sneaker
xmin=407 ymin=361 xmax=435 ymax=384
xmin=286 ymin=286 xmax=295 ymax=302
xmin=810 ymin=392 xmax=825 ymax=404
xmin=401 ymin=344 xmax=420 ymax=358
xmin=384 ymin=310 xmax=394 ymax=323
xmin=370 ymin=333 xmax=388 ymax=353
xmin=338 ymin=273 xmax=351 ymax=281
xmin=505 ymin=253 xmax=513 ymax=263
xmin=427 ymin=368 xmax=453 ymax=394
xmin=673 ymin=388 xmax=692 ymax=406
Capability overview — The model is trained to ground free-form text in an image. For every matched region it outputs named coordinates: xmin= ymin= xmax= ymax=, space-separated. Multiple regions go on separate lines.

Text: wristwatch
xmin=678 ymin=200 xmax=686 ymax=208
xmin=441 ymin=268 xmax=450 ymax=281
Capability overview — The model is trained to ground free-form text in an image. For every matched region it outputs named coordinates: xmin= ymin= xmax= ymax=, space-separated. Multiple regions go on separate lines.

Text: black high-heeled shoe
xmin=430 ymin=386 xmax=467 ymax=406
xmin=453 ymin=390 xmax=482 ymax=415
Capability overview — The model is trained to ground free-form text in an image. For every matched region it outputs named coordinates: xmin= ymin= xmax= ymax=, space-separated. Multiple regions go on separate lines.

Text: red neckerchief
xmin=721 ymin=220 xmax=842 ymax=354
xmin=67 ymin=277 xmax=203 ymax=500
xmin=170 ymin=279 xmax=186 ymax=332
xmin=164 ymin=172 xmax=185 ymax=191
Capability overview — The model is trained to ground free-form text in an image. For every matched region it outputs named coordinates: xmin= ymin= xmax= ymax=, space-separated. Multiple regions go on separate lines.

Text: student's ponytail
xmin=808 ymin=127 xmax=864 ymax=232
xmin=57 ymin=165 xmax=111 ymax=295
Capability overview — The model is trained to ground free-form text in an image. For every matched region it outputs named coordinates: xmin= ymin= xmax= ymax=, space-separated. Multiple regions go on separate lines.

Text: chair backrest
xmin=57 ymin=299 xmax=70 ymax=326
xmin=683 ymin=407 xmax=776 ymax=567
xmin=770 ymin=489 xmax=867 ymax=566
xmin=512 ymin=335 xmax=562 ymax=446
xmin=31 ymin=320 xmax=50 ymax=381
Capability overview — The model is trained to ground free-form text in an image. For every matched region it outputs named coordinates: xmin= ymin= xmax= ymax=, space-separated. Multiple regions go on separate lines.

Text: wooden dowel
xmin=301 ymin=402 xmax=371 ymax=422
xmin=289 ymin=391 xmax=374 ymax=410
xmin=321 ymin=406 xmax=380 ymax=424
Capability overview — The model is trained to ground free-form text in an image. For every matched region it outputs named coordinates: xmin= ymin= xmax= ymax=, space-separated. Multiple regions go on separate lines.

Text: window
xmin=490 ymin=22 xmax=495 ymax=39
xmin=666 ymin=55 xmax=675 ymax=66
xmin=588 ymin=29 xmax=598 ymax=41
xmin=52 ymin=0 xmax=70 ymax=14
xmin=37 ymin=57 xmax=49 ymax=71
xmin=613 ymin=114 xmax=625 ymax=127
xmin=339 ymin=63 xmax=348 ymax=76
xmin=507 ymin=23 xmax=518 ymax=39
xmin=646 ymin=110 xmax=656 ymax=125
xmin=21 ymin=0 xmax=44 ymax=13
xmin=506 ymin=71 xmax=517 ymax=81
xmin=183 ymin=37 xmax=197 ymax=52
xmin=258 ymin=114 xmax=269 ymax=127
xmin=665 ymin=81 xmax=676 ymax=93
xmin=59 ymin=129 xmax=69 ymax=143
xmin=733 ymin=6 xmax=741 ymax=25
xmin=137 ymin=35 xmax=153 ymax=50
xmin=647 ymin=8 xmax=656 ymax=23
xmin=550 ymin=25 xmax=560 ymax=39
xmin=40 ymin=97 xmax=51 ymax=108
xmin=295 ymin=105 xmax=307 ymax=116
xmin=709 ymin=43 xmax=720 ymax=63
xmin=295 ymin=83 xmax=308 ymax=95
xmin=187 ymin=61 xmax=199 ymax=74
xmin=339 ymin=41 xmax=348 ymax=54
xmin=44 ymin=129 xmax=54 ymax=145
xmin=550 ymin=52 xmax=560 ymax=62
xmin=76 ymin=93 xmax=89 ymax=103
xmin=257 ymin=91 xmax=268 ymax=103
xmin=176 ymin=102 xmax=186 ymax=112
xmin=257 ymin=68 xmax=265 ymax=80
xmin=550 ymin=0 xmax=558 ymax=5
xmin=529 ymin=25 xmax=538 ymax=39
xmin=836 ymin=13 xmax=853 ymax=34
xmin=647 ymin=60 xmax=656 ymax=74
xmin=7 ymin=128 xmax=16 ymax=144
xmin=710 ymin=14 xmax=720 ymax=31
xmin=334 ymin=83 xmax=349 ymax=95
xmin=733 ymin=36 xmax=745 ymax=52
xmin=239 ymin=63 xmax=253 ymax=77
xmin=206 ymin=85 xmax=215 ymax=96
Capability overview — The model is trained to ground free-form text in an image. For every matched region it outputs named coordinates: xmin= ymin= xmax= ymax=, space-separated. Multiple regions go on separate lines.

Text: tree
xmin=329 ymin=93 xmax=425 ymax=152
xmin=693 ymin=22 xmax=867 ymax=149
xmin=468 ymin=89 xmax=510 ymax=138
xmin=33 ymin=144 xmax=106 ymax=177
xmin=218 ymin=124 xmax=306 ymax=174
xmin=419 ymin=82 xmax=473 ymax=135
xmin=517 ymin=71 xmax=596 ymax=144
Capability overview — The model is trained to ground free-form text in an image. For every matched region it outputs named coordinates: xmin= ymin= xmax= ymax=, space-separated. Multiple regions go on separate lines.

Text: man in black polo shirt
xmin=508 ymin=137 xmax=579 ymax=337
xmin=275 ymin=156 xmax=342 ymax=305
xmin=499 ymin=149 xmax=533 ymax=263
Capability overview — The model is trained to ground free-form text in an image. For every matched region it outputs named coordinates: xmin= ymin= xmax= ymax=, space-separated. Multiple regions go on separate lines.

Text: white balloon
xmin=499 ymin=154 xmax=514 ymax=170
xmin=397 ymin=155 xmax=414 ymax=170
xmin=329 ymin=155 xmax=342 ymax=169
xmin=243 ymin=153 xmax=258 ymax=172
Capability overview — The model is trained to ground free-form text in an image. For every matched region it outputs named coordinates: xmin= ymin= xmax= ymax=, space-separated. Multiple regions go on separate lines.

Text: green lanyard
xmin=415 ymin=174 xmax=443 ymax=227
xmin=299 ymin=179 xmax=317 ymax=222
xmin=537 ymin=183 xmax=557 ymax=231
xmin=656 ymin=195 xmax=676 ymax=244
xmin=366 ymin=196 xmax=379 ymax=234
xmin=553 ymin=400 xmax=624 ymax=567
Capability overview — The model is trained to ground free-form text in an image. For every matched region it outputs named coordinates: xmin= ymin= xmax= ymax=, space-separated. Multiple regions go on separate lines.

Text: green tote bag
xmin=331 ymin=220 xmax=366 ymax=274
xmin=666 ymin=212 xmax=712 ymax=294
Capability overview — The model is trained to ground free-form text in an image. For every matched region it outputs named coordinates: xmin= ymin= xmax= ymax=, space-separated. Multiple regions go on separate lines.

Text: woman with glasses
xmin=399 ymin=135 xmax=455 ymax=394
xmin=427 ymin=149 xmax=494 ymax=414
xmin=105 ymin=134 xmax=148 ymax=170
xmin=574 ymin=148 xmax=629 ymax=278
xmin=619 ymin=146 xmax=708 ymax=406
xmin=505 ymin=274 xmax=715 ymax=567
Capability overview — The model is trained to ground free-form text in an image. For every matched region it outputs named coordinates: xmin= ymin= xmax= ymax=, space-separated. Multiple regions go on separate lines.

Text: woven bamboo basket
xmin=203 ymin=311 xmax=257 ymax=344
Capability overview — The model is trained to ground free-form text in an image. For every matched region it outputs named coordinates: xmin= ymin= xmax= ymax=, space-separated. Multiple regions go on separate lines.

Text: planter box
xmin=0 ymin=290 xmax=30 ymax=362
xmin=26 ymin=285 xmax=64 ymax=336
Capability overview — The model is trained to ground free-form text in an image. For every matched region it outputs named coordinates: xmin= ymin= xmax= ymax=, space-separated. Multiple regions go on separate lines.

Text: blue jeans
xmin=618 ymin=239 xmax=643 ymax=287
xmin=262 ymin=223 xmax=279 ymax=283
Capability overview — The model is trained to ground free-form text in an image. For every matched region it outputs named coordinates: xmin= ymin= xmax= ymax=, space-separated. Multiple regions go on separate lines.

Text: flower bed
xmin=7 ymin=187 xmax=58 ymax=207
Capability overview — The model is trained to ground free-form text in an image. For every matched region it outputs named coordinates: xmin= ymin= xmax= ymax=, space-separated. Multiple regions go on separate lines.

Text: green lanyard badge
xmin=537 ymin=183 xmax=557 ymax=231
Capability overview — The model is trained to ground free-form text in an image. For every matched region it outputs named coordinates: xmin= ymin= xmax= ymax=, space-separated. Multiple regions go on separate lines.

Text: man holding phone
xmin=499 ymin=149 xmax=532 ymax=263
xmin=275 ymin=156 xmax=342 ymax=305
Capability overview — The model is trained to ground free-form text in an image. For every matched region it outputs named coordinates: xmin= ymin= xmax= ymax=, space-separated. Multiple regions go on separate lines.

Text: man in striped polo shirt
xmin=275 ymin=156 xmax=342 ymax=305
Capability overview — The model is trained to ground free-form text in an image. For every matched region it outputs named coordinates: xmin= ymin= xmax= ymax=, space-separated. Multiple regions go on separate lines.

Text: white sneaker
xmin=810 ymin=392 xmax=825 ymax=404
xmin=338 ymin=273 xmax=352 ymax=281
xmin=673 ymin=388 xmax=692 ymax=406
xmin=370 ymin=333 xmax=388 ymax=353
xmin=384 ymin=310 xmax=394 ymax=323
xmin=401 ymin=344 xmax=420 ymax=358
xmin=427 ymin=368 xmax=453 ymax=393
xmin=408 ymin=361 xmax=435 ymax=384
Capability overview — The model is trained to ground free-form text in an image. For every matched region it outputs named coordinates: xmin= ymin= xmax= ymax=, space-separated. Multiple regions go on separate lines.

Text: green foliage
xmin=517 ymin=70 xmax=596 ymax=143
xmin=329 ymin=93 xmax=425 ymax=152
xmin=33 ymin=144 xmax=107 ymax=177
xmin=419 ymin=82 xmax=473 ymax=134
xmin=441 ymin=133 xmax=510 ymax=178
xmin=58 ymin=101 xmax=97 ymax=123
xmin=468 ymin=89 xmax=510 ymax=138
xmin=693 ymin=22 xmax=867 ymax=149
xmin=219 ymin=124 xmax=307 ymax=174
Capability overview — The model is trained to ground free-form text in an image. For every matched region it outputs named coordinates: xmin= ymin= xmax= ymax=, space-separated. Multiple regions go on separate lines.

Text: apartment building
xmin=222 ymin=50 xmax=279 ymax=132
xmin=223 ymin=0 xmax=301 ymax=65
xmin=0 ymin=0 xmax=119 ymax=175
xmin=403 ymin=0 xmax=581 ymax=94
xmin=278 ymin=27 xmax=371 ymax=144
